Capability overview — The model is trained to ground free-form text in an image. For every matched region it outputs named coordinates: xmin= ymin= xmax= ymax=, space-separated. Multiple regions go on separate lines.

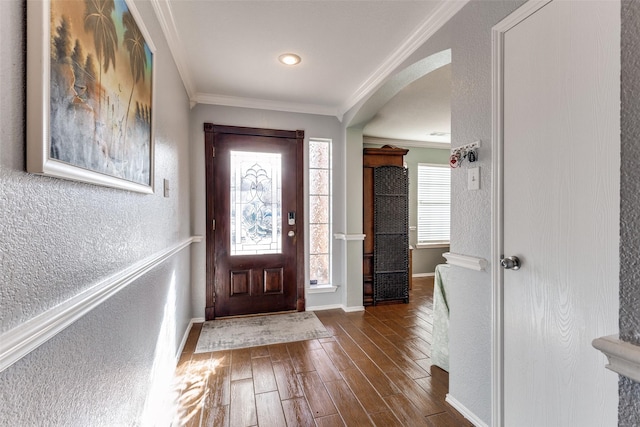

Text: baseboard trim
xmin=413 ymin=272 xmax=435 ymax=277
xmin=307 ymin=304 xmax=344 ymax=311
xmin=445 ymin=394 xmax=488 ymax=427
xmin=0 ymin=236 xmax=202 ymax=374
xmin=176 ymin=318 xmax=198 ymax=360
xmin=307 ymin=304 xmax=366 ymax=313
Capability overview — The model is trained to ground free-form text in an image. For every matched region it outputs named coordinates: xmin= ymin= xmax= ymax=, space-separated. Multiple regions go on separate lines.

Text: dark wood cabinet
xmin=363 ymin=146 xmax=409 ymax=306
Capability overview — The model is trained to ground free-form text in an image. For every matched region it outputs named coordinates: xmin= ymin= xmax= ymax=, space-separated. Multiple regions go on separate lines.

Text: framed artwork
xmin=27 ymin=0 xmax=156 ymax=193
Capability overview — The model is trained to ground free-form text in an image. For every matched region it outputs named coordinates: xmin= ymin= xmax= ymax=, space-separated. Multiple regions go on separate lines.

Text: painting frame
xmin=27 ymin=0 xmax=156 ymax=194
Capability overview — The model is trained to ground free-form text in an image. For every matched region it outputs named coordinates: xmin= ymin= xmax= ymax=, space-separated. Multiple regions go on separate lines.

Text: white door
xmin=500 ymin=0 xmax=619 ymax=425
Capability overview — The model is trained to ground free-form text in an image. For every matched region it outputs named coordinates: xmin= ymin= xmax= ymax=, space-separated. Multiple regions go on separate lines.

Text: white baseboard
xmin=176 ymin=318 xmax=199 ymax=361
xmin=307 ymin=304 xmax=344 ymax=311
xmin=413 ymin=272 xmax=435 ymax=277
xmin=445 ymin=394 xmax=488 ymax=427
xmin=307 ymin=304 xmax=365 ymax=312
xmin=0 ymin=236 xmax=202 ymax=374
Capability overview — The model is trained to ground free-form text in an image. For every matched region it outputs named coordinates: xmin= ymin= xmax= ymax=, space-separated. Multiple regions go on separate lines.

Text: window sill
xmin=307 ymin=285 xmax=338 ymax=294
xmin=416 ymin=243 xmax=450 ymax=249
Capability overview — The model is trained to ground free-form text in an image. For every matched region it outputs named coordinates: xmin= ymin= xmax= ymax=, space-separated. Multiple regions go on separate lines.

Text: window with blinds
xmin=417 ymin=163 xmax=450 ymax=245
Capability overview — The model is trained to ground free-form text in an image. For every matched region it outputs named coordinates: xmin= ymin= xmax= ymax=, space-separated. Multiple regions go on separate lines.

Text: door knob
xmin=500 ymin=256 xmax=521 ymax=270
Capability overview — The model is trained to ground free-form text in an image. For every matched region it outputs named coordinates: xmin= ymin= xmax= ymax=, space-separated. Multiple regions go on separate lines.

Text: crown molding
xmin=339 ymin=0 xmax=469 ymax=117
xmin=150 ymin=0 xmax=468 ymax=121
xmin=150 ymin=0 xmax=196 ymax=98
xmin=363 ymin=136 xmax=450 ymax=149
xmin=193 ymin=93 xmax=342 ymax=119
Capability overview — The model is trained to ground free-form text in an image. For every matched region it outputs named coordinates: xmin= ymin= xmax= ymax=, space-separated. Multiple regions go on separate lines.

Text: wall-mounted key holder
xmin=467 ymin=149 xmax=477 ymax=162
xmin=450 ymin=140 xmax=480 ymax=168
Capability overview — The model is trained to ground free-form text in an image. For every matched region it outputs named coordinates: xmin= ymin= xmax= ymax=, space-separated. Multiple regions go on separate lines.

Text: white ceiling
xmin=363 ymin=63 xmax=451 ymax=143
xmin=151 ymin=0 xmax=460 ymax=143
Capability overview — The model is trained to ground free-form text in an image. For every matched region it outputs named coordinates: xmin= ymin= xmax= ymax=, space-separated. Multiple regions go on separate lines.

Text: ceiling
xmin=151 ymin=0 xmax=460 ymax=145
xmin=363 ymin=63 xmax=451 ymax=144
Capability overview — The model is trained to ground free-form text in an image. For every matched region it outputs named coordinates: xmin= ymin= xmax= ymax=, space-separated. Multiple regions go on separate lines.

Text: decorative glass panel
xmin=309 ymin=195 xmax=329 ymax=224
xmin=310 ymin=224 xmax=328 ymax=253
xmin=309 ymin=140 xmax=329 ymax=169
xmin=308 ymin=139 xmax=332 ymax=286
xmin=230 ymin=151 xmax=282 ymax=255
xmin=309 ymin=254 xmax=329 ymax=285
xmin=309 ymin=169 xmax=329 ymax=195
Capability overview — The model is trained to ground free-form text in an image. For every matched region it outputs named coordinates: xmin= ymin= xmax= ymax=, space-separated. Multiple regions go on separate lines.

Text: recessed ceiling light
xmin=278 ymin=53 xmax=301 ymax=66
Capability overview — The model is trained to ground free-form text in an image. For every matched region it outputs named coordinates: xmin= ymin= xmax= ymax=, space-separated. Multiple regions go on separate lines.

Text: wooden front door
xmin=204 ymin=124 xmax=304 ymax=319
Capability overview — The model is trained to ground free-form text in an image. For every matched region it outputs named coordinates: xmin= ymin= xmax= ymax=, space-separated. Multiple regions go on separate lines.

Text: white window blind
xmin=417 ymin=164 xmax=450 ymax=244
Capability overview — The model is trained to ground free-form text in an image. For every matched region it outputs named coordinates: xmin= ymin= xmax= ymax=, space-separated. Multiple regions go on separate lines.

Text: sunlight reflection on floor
xmin=172 ymin=356 xmax=225 ymax=425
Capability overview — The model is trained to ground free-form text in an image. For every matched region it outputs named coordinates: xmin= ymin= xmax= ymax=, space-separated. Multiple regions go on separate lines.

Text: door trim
xmin=203 ymin=123 xmax=305 ymax=320
xmin=491 ymin=2 xmax=552 ymax=426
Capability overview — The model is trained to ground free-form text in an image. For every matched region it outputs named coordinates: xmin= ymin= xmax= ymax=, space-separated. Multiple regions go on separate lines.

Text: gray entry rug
xmin=194 ymin=311 xmax=331 ymax=353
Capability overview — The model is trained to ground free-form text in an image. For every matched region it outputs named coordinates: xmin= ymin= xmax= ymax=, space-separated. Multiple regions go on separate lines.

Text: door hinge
xmin=212 ymin=146 xmax=215 ymax=157
xmin=212 ymin=219 xmax=216 ymax=230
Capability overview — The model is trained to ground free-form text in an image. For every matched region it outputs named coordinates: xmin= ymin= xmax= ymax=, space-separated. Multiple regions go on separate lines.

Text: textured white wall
xmin=188 ymin=104 xmax=344 ymax=315
xmin=0 ymin=0 xmax=192 ymax=424
xmin=619 ymin=0 xmax=640 ymax=422
xmin=446 ymin=2 xmax=525 ymax=423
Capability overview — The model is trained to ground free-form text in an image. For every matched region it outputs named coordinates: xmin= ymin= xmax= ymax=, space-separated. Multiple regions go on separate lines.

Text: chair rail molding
xmin=442 ymin=252 xmax=488 ymax=271
xmin=0 ymin=236 xmax=203 ymax=373
xmin=333 ymin=233 xmax=366 ymax=241
xmin=592 ymin=334 xmax=640 ymax=383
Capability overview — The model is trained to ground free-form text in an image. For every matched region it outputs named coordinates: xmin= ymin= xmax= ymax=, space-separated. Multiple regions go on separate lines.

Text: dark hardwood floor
xmin=173 ymin=277 xmax=472 ymax=426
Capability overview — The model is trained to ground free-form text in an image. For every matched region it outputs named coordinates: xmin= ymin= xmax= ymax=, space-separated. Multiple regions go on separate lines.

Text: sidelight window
xmin=308 ymin=139 xmax=332 ymax=287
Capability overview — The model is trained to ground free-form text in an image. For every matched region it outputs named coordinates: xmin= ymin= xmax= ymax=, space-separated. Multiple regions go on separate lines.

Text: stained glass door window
xmin=230 ymin=151 xmax=282 ymax=255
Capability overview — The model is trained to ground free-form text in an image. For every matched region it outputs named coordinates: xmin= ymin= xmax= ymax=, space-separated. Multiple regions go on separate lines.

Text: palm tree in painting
xmin=122 ymin=10 xmax=147 ymax=146
xmin=83 ymin=0 xmax=117 ymax=114
xmin=84 ymin=53 xmax=98 ymax=101
xmin=53 ymin=16 xmax=73 ymax=63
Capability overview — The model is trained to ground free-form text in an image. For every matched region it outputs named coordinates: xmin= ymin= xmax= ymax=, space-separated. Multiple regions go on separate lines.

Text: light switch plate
xmin=468 ymin=167 xmax=480 ymax=190
xmin=163 ymin=179 xmax=170 ymax=198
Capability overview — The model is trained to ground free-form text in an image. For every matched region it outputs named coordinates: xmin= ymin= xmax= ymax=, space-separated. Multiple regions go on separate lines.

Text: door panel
xmin=204 ymin=124 xmax=304 ymax=319
xmin=501 ymin=1 xmax=619 ymax=425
